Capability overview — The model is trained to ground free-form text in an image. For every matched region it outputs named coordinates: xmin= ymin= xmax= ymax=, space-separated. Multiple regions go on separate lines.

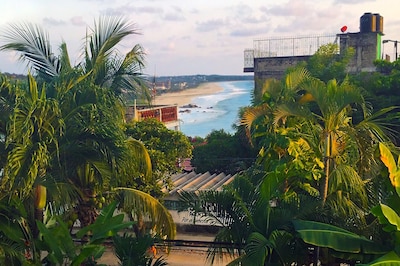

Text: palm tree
xmin=0 ymin=75 xmax=17 ymax=175
xmin=2 ymin=74 xmax=64 ymax=234
xmin=83 ymin=17 xmax=151 ymax=102
xmin=242 ymin=68 xmax=395 ymax=221
xmin=0 ymin=17 xmax=151 ymax=103
xmin=240 ymin=67 xmax=399 ymax=264
xmin=178 ymin=165 xmax=319 ymax=265
xmin=0 ymin=18 xmax=175 ymax=240
xmin=0 ymin=74 xmax=65 ymax=263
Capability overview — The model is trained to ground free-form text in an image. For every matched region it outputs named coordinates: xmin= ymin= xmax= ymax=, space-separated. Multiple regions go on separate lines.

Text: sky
xmin=0 ymin=0 xmax=399 ymax=77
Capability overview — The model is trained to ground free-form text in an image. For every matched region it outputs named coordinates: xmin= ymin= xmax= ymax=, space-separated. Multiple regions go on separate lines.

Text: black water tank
xmin=374 ymin=13 xmax=384 ymax=34
xmin=360 ymin=12 xmax=376 ymax=33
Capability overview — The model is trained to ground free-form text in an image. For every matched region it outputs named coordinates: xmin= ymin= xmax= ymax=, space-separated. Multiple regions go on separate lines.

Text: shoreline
xmin=153 ymin=82 xmax=224 ymax=106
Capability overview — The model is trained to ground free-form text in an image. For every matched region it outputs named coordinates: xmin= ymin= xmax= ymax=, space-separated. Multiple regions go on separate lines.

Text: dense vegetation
xmin=125 ymin=118 xmax=193 ymax=197
xmin=190 ymin=129 xmax=257 ymax=175
xmin=0 ymin=17 xmax=181 ymax=265
xmin=183 ymin=44 xmax=400 ymax=265
xmin=1 ymin=14 xmax=400 ymax=265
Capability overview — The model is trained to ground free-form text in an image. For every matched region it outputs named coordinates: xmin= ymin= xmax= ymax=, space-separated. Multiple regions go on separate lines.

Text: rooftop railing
xmin=244 ymin=33 xmax=338 ymax=68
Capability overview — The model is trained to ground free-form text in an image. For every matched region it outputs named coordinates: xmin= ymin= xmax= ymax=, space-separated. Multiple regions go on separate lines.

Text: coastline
xmin=153 ymin=82 xmax=224 ymax=106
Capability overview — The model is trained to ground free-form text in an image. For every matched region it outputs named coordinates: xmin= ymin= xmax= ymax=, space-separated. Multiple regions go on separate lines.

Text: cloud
xmin=163 ymin=12 xmax=185 ymax=21
xmin=101 ymin=5 xmax=163 ymax=16
xmin=70 ymin=16 xmax=86 ymax=26
xmin=333 ymin=0 xmax=375 ymax=3
xmin=43 ymin=17 xmax=66 ymax=27
xmin=196 ymin=19 xmax=226 ymax=32
xmin=230 ymin=27 xmax=269 ymax=37
xmin=263 ymin=2 xmax=312 ymax=17
xmin=228 ymin=4 xmax=268 ymax=25
xmin=136 ymin=6 xmax=164 ymax=14
xmin=162 ymin=5 xmax=185 ymax=21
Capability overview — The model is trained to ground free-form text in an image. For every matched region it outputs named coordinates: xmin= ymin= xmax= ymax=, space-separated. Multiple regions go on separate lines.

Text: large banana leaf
xmin=359 ymin=251 xmax=400 ymax=266
xmin=379 ymin=142 xmax=400 ymax=197
xmin=371 ymin=204 xmax=400 ymax=233
xmin=292 ymin=220 xmax=388 ymax=254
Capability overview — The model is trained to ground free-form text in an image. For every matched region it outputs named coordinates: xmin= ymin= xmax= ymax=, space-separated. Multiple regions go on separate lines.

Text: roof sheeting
xmin=164 ymin=172 xmax=236 ymax=196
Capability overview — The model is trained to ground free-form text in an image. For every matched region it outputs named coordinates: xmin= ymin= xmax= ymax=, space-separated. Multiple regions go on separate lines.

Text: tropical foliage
xmin=2 ymin=16 xmax=400 ymax=266
xmin=242 ymin=67 xmax=395 ymax=222
xmin=179 ymin=66 xmax=400 ymax=265
xmin=125 ymin=118 xmax=193 ymax=196
xmin=0 ymin=17 xmax=176 ymax=265
xmin=191 ymin=129 xmax=257 ymax=174
xmin=305 ymin=43 xmax=355 ymax=83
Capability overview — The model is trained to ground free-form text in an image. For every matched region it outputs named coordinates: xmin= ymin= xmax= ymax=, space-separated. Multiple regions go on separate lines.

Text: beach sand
xmin=153 ymin=82 xmax=224 ymax=106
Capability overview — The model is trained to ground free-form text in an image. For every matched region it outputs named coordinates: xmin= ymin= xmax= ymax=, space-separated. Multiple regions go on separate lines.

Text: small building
xmin=163 ymin=171 xmax=236 ymax=228
xmin=245 ymin=12 xmax=386 ymax=88
xmin=125 ymin=104 xmax=180 ymax=130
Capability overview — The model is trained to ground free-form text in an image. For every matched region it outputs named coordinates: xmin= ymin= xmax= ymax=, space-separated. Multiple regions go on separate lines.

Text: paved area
xmin=98 ymin=247 xmax=232 ymax=266
xmin=98 ymin=232 xmax=235 ymax=266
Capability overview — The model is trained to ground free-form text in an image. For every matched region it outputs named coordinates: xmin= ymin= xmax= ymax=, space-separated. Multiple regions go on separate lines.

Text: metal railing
xmin=244 ymin=34 xmax=339 ymax=68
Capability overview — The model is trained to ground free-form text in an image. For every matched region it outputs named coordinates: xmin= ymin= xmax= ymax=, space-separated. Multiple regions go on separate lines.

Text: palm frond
xmin=285 ymin=67 xmax=310 ymax=91
xmin=252 ymin=78 xmax=280 ymax=105
xmin=357 ymin=106 xmax=400 ymax=142
xmin=1 ymin=23 xmax=60 ymax=79
xmin=85 ymin=16 xmax=139 ymax=75
xmin=124 ymin=138 xmax=152 ymax=181
xmin=328 ymin=165 xmax=368 ymax=202
xmin=240 ymin=104 xmax=271 ymax=130
xmin=59 ymin=42 xmax=72 ymax=72
xmin=273 ymin=103 xmax=312 ymax=127
xmin=114 ymin=187 xmax=176 ymax=240
xmin=243 ymin=232 xmax=272 ymax=265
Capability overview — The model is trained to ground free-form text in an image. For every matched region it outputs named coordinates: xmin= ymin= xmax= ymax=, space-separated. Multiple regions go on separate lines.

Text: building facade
xmin=245 ymin=13 xmax=385 ymax=88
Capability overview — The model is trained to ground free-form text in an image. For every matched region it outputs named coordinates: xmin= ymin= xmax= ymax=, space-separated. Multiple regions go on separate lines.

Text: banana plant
xmin=358 ymin=143 xmax=400 ymax=265
xmin=293 ymin=219 xmax=388 ymax=263
xmin=37 ymin=201 xmax=133 ymax=265
xmin=291 ymin=143 xmax=400 ymax=265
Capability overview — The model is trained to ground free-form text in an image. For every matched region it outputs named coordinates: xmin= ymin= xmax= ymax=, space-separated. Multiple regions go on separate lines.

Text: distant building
xmin=125 ymin=104 xmax=180 ymax=131
xmin=244 ymin=12 xmax=386 ymax=88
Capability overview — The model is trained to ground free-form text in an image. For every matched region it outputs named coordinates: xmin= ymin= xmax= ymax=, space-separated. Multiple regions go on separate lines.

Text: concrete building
xmin=125 ymin=104 xmax=180 ymax=131
xmin=245 ymin=12 xmax=386 ymax=88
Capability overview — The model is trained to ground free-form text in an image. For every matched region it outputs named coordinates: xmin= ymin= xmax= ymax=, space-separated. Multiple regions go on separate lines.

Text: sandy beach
xmin=153 ymin=82 xmax=224 ymax=106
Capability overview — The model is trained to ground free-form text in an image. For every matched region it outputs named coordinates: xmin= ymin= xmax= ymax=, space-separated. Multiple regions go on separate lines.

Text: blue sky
xmin=1 ymin=0 xmax=399 ymax=76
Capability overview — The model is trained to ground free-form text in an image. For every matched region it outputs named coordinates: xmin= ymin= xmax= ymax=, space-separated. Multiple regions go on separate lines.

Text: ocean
xmin=179 ymin=80 xmax=254 ymax=138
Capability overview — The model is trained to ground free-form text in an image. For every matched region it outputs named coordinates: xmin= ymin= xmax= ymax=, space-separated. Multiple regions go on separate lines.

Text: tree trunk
xmin=76 ymin=189 xmax=99 ymax=229
xmin=76 ymin=200 xmax=99 ymax=229
xmin=321 ymin=132 xmax=333 ymax=205
xmin=316 ymin=132 xmax=334 ymax=266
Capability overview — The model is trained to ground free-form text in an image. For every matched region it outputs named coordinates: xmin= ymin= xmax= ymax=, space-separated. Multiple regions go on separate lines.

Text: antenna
xmin=152 ymin=65 xmax=156 ymax=104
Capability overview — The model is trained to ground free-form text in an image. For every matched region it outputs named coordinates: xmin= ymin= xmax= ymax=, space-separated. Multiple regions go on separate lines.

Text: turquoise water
xmin=179 ymin=80 xmax=254 ymax=138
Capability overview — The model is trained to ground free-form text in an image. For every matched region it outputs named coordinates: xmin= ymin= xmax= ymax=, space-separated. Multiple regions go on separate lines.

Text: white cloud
xmin=0 ymin=0 xmax=399 ymax=76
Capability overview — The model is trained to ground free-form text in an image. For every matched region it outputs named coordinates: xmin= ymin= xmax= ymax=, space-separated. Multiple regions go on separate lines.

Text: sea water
xmin=179 ymin=80 xmax=254 ymax=138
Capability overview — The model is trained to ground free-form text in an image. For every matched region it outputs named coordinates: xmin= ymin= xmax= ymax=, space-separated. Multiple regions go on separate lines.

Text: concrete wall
xmin=339 ymin=32 xmax=381 ymax=73
xmin=252 ymin=32 xmax=382 ymax=89
xmin=253 ymin=55 xmax=311 ymax=89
